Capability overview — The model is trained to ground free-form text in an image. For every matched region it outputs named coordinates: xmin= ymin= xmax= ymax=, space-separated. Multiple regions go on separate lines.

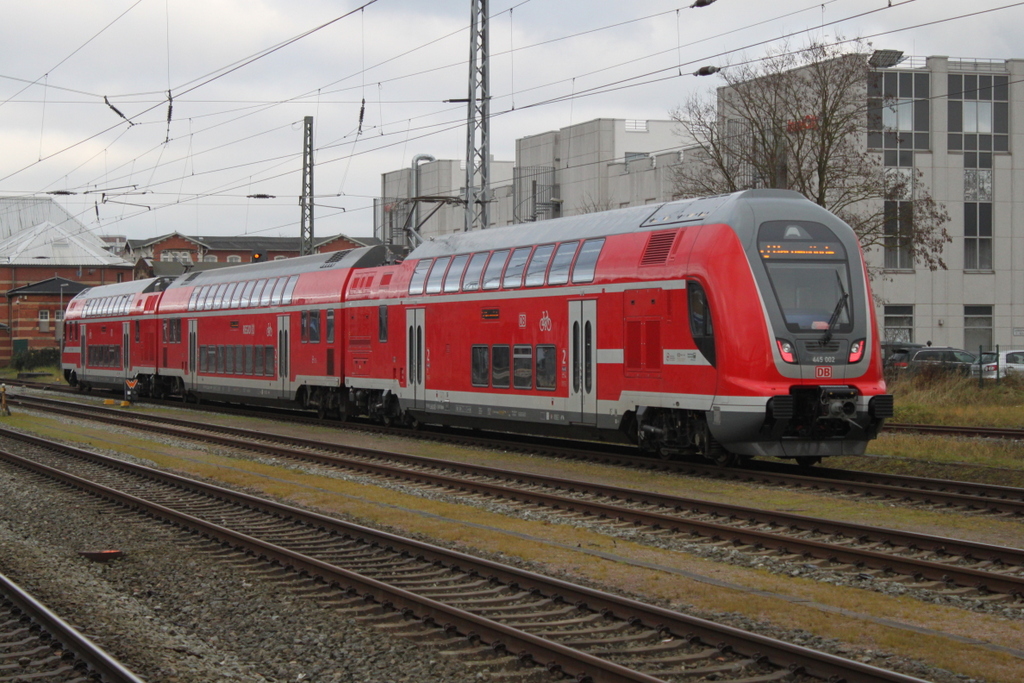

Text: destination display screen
xmin=757 ymin=220 xmax=847 ymax=261
xmin=759 ymin=242 xmax=843 ymax=259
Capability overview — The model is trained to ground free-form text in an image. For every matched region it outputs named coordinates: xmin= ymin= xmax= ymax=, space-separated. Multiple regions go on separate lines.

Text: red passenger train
xmin=61 ymin=189 xmax=892 ymax=466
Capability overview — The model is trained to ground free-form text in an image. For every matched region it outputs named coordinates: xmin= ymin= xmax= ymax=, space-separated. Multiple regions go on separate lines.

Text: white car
xmin=979 ymin=350 xmax=1024 ymax=379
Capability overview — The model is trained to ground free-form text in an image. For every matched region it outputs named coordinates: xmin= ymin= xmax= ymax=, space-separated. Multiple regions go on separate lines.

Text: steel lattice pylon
xmin=300 ymin=116 xmax=314 ymax=256
xmin=464 ymin=0 xmax=489 ymax=232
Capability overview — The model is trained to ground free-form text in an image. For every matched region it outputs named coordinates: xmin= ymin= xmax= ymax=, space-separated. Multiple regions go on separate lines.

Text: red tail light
xmin=776 ymin=338 xmax=797 ymax=364
xmin=848 ymin=339 xmax=865 ymax=363
xmin=894 ymin=361 xmax=908 ymax=369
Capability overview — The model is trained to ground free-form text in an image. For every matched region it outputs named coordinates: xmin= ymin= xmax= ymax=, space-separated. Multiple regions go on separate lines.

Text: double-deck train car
xmin=61 ymin=189 xmax=892 ymax=465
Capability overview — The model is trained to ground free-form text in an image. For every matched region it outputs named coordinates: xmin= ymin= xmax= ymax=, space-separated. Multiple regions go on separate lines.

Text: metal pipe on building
xmin=410 ymin=154 xmax=435 ymax=233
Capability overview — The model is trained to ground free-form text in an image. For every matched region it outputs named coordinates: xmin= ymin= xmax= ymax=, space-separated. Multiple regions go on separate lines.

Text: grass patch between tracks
xmin=889 ymin=372 xmax=1024 ymax=428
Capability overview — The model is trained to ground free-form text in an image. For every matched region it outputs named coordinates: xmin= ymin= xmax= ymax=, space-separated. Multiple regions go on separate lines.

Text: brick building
xmin=126 ymin=232 xmax=377 ymax=273
xmin=0 ymin=198 xmax=134 ymax=364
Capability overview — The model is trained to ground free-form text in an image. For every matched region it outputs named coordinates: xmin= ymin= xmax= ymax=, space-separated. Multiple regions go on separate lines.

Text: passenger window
xmin=524 ymin=245 xmax=555 ymax=287
xmin=492 ymin=345 xmax=510 ymax=388
xmin=378 ymin=305 xmax=388 ymax=342
xmin=326 ymin=310 xmax=335 ymax=344
xmin=215 ymin=283 xmax=229 ymax=309
xmin=547 ymin=241 xmax=579 ymax=285
xmin=240 ymin=281 xmax=256 ymax=307
xmin=309 ymin=310 xmax=321 ymax=343
xmin=282 ymin=275 xmax=300 ymax=304
xmin=272 ymin=278 xmax=289 ymax=305
xmin=503 ymin=247 xmax=533 ymax=289
xmin=425 ymin=256 xmax=451 ymax=294
xmin=513 ymin=345 xmax=533 ymax=389
xmin=536 ymin=345 xmax=557 ymax=390
xmin=571 ymin=238 xmax=605 ymax=283
xmin=259 ymin=278 xmax=276 ymax=306
xmin=471 ymin=345 xmax=489 ymax=386
xmin=408 ymin=259 xmax=432 ymax=295
xmin=444 ymin=254 xmax=470 ymax=293
xmin=230 ymin=282 xmax=245 ymax=308
xmin=254 ymin=346 xmax=265 ymax=375
xmin=482 ymin=250 xmax=510 ymax=290
xmin=688 ymin=281 xmax=716 ymax=367
xmin=462 ymin=252 xmax=488 ymax=291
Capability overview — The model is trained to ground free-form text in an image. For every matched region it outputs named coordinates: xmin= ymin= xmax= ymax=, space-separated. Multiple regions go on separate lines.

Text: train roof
xmin=407 ymin=189 xmax=815 ymax=259
xmin=163 ymin=245 xmax=388 ymax=290
xmin=72 ymin=276 xmax=169 ymax=300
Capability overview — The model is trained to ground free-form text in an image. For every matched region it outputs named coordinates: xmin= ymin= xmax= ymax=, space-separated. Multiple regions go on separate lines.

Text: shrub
xmin=10 ymin=348 xmax=60 ymax=371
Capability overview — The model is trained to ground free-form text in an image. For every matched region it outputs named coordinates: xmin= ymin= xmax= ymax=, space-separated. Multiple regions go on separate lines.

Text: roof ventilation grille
xmin=320 ymin=250 xmax=350 ymax=268
xmin=640 ymin=231 xmax=676 ymax=267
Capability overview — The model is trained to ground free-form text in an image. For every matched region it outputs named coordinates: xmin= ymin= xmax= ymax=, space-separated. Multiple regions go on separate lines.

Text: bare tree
xmin=671 ymin=40 xmax=950 ymax=270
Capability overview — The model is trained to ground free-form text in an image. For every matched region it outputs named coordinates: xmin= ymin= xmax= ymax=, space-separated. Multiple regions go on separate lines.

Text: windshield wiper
xmin=821 ymin=271 xmax=848 ymax=346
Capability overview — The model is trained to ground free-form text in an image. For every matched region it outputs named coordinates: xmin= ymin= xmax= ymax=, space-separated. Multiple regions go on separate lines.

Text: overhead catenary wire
xmin=7 ymin=0 xmax=1023 ymax=242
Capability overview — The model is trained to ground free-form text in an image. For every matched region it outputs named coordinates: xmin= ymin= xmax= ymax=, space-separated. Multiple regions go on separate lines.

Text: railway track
xmin=0 ymin=569 xmax=145 ymax=683
xmin=12 ymin=393 xmax=1024 ymax=516
xmin=8 ymin=394 xmax=1024 ymax=603
xmin=0 ymin=428 xmax=934 ymax=683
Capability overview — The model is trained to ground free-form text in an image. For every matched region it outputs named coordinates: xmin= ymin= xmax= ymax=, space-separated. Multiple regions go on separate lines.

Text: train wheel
xmin=696 ymin=422 xmax=735 ymax=467
xmin=316 ymin=399 xmax=328 ymax=420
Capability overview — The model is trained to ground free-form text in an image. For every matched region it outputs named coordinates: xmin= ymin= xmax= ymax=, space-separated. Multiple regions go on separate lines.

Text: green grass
xmin=888 ymin=371 xmax=1024 ymax=427
xmin=0 ymin=364 xmax=64 ymax=383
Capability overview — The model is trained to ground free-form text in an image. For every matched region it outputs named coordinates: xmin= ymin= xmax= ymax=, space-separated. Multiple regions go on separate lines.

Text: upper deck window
xmin=425 ymin=256 xmax=451 ymax=294
xmin=502 ymin=247 xmax=533 ymax=289
xmin=524 ymin=245 xmax=555 ymax=287
xmin=444 ymin=254 xmax=470 ymax=293
xmin=547 ymin=241 xmax=579 ymax=285
xmin=482 ymin=250 xmax=510 ymax=290
xmin=462 ymin=252 xmax=488 ymax=291
xmin=571 ymin=238 xmax=605 ymax=283
xmin=408 ymin=260 xmax=432 ymax=295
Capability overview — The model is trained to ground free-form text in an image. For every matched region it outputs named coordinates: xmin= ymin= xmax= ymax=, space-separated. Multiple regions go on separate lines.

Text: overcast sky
xmin=1 ymin=0 xmax=1021 ymax=242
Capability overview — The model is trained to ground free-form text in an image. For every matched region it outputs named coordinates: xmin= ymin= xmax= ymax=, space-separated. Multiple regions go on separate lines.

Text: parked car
xmin=881 ymin=342 xmax=926 ymax=372
xmin=978 ymin=349 xmax=1024 ymax=379
xmin=905 ymin=346 xmax=978 ymax=376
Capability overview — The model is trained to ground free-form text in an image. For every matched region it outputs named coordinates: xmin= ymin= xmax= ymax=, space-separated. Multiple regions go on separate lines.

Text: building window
xmin=964 ymin=203 xmax=993 ymax=270
xmin=883 ymin=200 xmax=914 ymax=270
xmin=203 ymin=255 xmax=218 ymax=263
xmin=274 ymin=255 xmax=287 ymax=261
xmin=964 ymin=305 xmax=993 ymax=352
xmin=948 ymin=74 xmax=1008 ymax=153
xmin=883 ymin=305 xmax=914 ymax=343
xmin=868 ymin=71 xmax=930 ymax=152
xmin=227 ymin=255 xmax=242 ymax=263
xmin=38 ymin=310 xmax=49 ymax=321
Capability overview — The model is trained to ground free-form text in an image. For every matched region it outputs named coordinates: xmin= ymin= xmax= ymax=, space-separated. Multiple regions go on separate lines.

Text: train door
xmin=188 ymin=319 xmax=198 ymax=393
xmin=405 ymin=308 xmax=425 ymax=411
xmin=79 ymin=324 xmax=87 ymax=382
xmin=277 ymin=314 xmax=290 ymax=398
xmin=122 ymin=321 xmax=131 ymax=381
xmin=568 ymin=299 xmax=598 ymax=425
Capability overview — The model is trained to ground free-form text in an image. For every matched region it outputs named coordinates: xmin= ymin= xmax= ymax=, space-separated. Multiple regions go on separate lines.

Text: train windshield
xmin=757 ymin=220 xmax=853 ymax=334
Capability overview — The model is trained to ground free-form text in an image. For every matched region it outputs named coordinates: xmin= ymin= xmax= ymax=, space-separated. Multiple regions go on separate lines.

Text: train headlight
xmin=776 ymin=338 xmax=797 ymax=364
xmin=848 ymin=339 xmax=865 ymax=363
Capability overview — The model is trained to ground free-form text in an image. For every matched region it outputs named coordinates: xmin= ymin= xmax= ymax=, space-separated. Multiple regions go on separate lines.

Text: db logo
xmin=518 ymin=313 xmax=527 ymax=329
xmin=815 ymin=366 xmax=833 ymax=379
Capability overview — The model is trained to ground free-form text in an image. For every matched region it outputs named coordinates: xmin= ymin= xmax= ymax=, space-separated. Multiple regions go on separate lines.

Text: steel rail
xmin=0 ymin=570 xmax=147 ymax=683
xmin=0 ymin=436 xmax=933 ymax=683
